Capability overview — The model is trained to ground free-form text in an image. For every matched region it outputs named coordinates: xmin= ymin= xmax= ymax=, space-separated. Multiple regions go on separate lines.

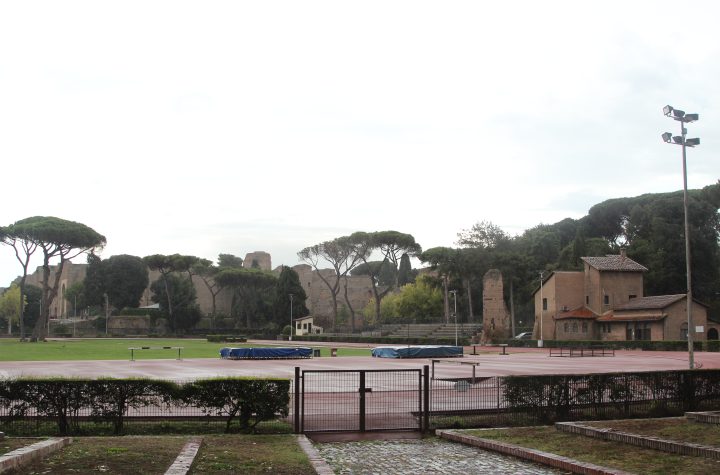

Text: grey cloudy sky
xmin=1 ymin=1 xmax=718 ymax=286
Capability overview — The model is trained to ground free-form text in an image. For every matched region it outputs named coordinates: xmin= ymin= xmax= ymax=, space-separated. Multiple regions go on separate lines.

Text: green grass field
xmin=0 ymin=338 xmax=372 ymax=361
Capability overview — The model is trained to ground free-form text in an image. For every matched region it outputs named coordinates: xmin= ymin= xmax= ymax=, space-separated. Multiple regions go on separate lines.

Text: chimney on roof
xmin=620 ymin=248 xmax=627 ymax=259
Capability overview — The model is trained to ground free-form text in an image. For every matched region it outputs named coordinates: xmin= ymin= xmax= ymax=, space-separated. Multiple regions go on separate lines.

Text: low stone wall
xmin=0 ymin=437 xmax=72 ymax=473
xmin=686 ymin=411 xmax=720 ymax=425
xmin=555 ymin=421 xmax=720 ymax=460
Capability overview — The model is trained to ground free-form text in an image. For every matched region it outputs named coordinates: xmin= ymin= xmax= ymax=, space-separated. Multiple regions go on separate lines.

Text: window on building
xmin=572 ymin=322 xmax=578 ymax=333
xmin=637 ymin=323 xmax=651 ymax=341
xmin=582 ymin=322 xmax=588 ymax=333
xmin=603 ymin=295 xmax=610 ymax=305
xmin=586 ymin=296 xmax=589 ymax=305
xmin=564 ymin=322 xmax=569 ymax=332
xmin=629 ymin=294 xmax=637 ymax=300
xmin=680 ymin=323 xmax=689 ymax=341
xmin=626 ymin=322 xmax=651 ymax=340
xmin=542 ymin=298 xmax=547 ymax=310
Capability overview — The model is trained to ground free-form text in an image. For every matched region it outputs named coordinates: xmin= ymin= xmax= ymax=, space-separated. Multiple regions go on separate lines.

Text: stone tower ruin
xmin=481 ymin=268 xmax=512 ymax=342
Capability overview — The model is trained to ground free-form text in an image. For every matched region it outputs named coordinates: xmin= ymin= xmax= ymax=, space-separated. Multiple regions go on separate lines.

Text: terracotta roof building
xmin=533 ymin=253 xmax=714 ymax=342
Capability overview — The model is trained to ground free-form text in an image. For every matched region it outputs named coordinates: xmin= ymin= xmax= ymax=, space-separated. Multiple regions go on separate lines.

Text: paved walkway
xmin=315 ymin=438 xmax=560 ymax=474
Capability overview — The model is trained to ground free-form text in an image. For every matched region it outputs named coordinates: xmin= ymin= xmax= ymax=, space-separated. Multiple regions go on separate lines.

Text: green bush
xmin=0 ymin=377 xmax=290 ymax=436
xmin=207 ymin=335 xmax=248 ymax=343
xmin=181 ymin=378 xmax=290 ymax=433
xmin=86 ymin=379 xmax=179 ymax=434
xmin=119 ymin=308 xmax=164 ymax=319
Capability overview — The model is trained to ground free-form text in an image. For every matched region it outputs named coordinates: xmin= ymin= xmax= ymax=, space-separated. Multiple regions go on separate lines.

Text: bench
xmin=431 ymin=359 xmax=482 ymax=384
xmin=548 ymin=346 xmax=615 ymax=357
xmin=129 ymin=346 xmax=184 ymax=361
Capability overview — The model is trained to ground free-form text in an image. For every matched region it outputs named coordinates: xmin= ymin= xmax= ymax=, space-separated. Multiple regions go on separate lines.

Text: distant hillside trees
xmin=434 ymin=182 xmax=720 ymax=325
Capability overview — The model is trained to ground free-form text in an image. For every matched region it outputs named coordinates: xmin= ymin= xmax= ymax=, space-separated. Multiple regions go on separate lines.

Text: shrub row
xmin=502 ymin=369 xmax=720 ymax=424
xmin=291 ymin=334 xmax=471 ymax=346
xmin=504 ymin=339 xmax=720 ymax=352
xmin=0 ymin=377 xmax=289 ymax=436
xmin=119 ymin=308 xmax=164 ymax=318
xmin=206 ymin=335 xmax=248 ymax=343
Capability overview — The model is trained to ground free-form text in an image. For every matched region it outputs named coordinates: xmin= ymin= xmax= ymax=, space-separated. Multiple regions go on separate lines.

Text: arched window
xmin=581 ymin=321 xmax=588 ymax=333
xmin=571 ymin=321 xmax=578 ymax=333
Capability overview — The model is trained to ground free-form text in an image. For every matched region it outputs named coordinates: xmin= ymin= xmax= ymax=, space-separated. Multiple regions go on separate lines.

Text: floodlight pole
xmin=450 ymin=290 xmax=458 ymax=346
xmin=538 ymin=271 xmax=545 ymax=348
xmin=289 ymin=293 xmax=294 ymax=341
xmin=663 ymin=105 xmax=699 ymax=369
xmin=680 ymin=128 xmax=694 ymax=369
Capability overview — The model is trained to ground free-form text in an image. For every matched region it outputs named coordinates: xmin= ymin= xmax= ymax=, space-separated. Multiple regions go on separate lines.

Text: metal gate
xmin=295 ymin=368 xmax=428 ymax=433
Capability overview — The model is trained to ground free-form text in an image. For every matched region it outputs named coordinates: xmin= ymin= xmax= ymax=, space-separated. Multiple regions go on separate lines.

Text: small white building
xmin=294 ymin=316 xmax=323 ymax=336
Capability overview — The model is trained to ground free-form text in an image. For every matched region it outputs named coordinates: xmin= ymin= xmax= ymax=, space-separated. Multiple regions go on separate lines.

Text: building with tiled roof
xmin=581 ymin=255 xmax=649 ymax=272
xmin=533 ymin=251 xmax=715 ymax=342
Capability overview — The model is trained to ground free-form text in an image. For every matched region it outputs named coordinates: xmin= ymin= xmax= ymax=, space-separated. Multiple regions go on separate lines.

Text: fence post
xmin=359 ymin=371 xmax=366 ymax=432
xmin=294 ymin=367 xmax=300 ymax=434
xmin=423 ymin=365 xmax=430 ymax=433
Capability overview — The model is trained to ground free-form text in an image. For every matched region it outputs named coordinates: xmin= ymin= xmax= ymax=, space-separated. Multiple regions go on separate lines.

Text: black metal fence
xmin=5 ymin=370 xmax=720 ymax=436
xmin=428 ymin=369 xmax=720 ymax=429
xmin=293 ymin=367 xmax=720 ymax=433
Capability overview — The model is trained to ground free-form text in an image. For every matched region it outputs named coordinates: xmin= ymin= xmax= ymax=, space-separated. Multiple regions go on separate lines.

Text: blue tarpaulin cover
xmin=371 ymin=345 xmax=463 ymax=358
xmin=220 ymin=347 xmax=313 ymax=359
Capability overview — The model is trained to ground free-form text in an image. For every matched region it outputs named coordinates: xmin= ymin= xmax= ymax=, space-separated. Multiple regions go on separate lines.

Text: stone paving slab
xmin=0 ymin=437 xmax=72 ymax=474
xmin=164 ymin=436 xmax=203 ymax=475
xmin=315 ymin=437 xmax=561 ymax=474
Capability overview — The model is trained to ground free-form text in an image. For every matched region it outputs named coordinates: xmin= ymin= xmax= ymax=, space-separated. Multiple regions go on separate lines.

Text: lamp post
xmin=289 ymin=293 xmax=294 ymax=341
xmin=662 ymin=105 xmax=700 ymax=369
xmin=538 ymin=271 xmax=545 ymax=348
xmin=450 ymin=290 xmax=458 ymax=347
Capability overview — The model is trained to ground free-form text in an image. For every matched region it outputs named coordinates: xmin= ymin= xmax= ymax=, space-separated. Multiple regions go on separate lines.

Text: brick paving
xmin=315 ymin=438 xmax=561 ymax=474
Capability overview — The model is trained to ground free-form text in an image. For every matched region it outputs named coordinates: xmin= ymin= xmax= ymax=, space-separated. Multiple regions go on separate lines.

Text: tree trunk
xmin=32 ymin=255 xmax=65 ymax=341
xmin=343 ymin=279 xmax=356 ymax=333
xmin=162 ymin=273 xmax=174 ymax=331
xmin=18 ymin=274 xmax=27 ymax=340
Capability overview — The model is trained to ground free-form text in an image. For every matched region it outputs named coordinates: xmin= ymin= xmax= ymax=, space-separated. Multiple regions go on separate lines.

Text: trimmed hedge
xmin=0 ymin=377 xmax=290 ymax=435
xmin=119 ymin=308 xmax=164 ymax=318
xmin=502 ymin=369 xmax=720 ymax=424
xmin=504 ymin=339 xmax=719 ymax=352
xmin=207 ymin=335 xmax=248 ymax=343
xmin=291 ymin=334 xmax=471 ymax=346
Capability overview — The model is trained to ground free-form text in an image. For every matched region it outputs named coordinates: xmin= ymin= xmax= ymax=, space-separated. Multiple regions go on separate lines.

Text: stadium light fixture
xmin=662 ymin=104 xmax=700 ymax=369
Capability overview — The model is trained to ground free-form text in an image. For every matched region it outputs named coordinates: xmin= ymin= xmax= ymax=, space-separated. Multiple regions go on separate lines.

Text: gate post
xmin=423 ymin=365 xmax=430 ymax=434
xmin=294 ymin=367 xmax=301 ymax=434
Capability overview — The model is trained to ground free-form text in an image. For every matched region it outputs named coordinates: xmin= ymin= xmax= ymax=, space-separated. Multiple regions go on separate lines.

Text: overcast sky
xmin=1 ymin=1 xmax=718 ymax=286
